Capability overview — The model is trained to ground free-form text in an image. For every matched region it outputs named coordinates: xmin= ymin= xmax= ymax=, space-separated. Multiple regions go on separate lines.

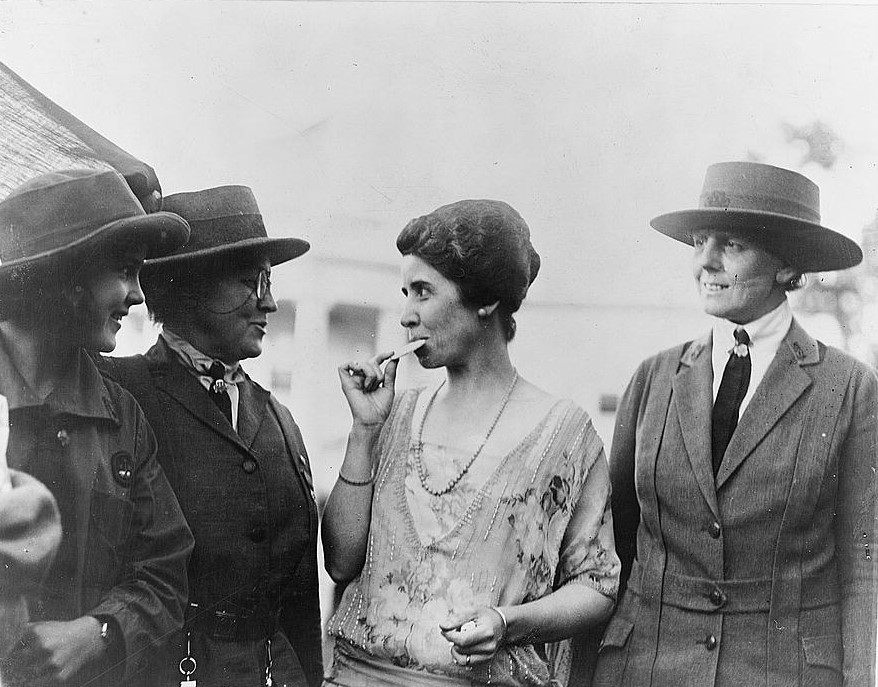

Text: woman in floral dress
xmin=322 ymin=199 xmax=620 ymax=687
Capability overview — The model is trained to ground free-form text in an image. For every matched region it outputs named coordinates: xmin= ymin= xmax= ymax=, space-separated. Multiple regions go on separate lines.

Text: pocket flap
xmin=802 ymin=635 xmax=842 ymax=670
xmin=89 ymin=490 xmax=134 ymax=547
xmin=600 ymin=616 xmax=634 ymax=650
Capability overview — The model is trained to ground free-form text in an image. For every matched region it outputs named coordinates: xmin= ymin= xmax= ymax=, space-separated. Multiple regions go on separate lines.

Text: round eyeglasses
xmin=240 ymin=269 xmax=272 ymax=302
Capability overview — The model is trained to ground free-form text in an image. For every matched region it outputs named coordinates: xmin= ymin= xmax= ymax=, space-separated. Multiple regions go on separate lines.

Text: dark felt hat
xmin=650 ymin=161 xmax=863 ymax=272
xmin=0 ymin=169 xmax=190 ymax=286
xmin=145 ymin=185 xmax=309 ymax=268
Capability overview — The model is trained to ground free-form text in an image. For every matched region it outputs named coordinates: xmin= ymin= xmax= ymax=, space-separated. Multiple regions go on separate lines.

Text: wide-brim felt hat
xmin=650 ymin=161 xmax=863 ymax=272
xmin=0 ymin=169 xmax=190 ymax=284
xmin=145 ymin=185 xmax=309 ymax=269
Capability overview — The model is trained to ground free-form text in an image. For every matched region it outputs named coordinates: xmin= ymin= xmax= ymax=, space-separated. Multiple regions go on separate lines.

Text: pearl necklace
xmin=412 ymin=371 xmax=519 ymax=497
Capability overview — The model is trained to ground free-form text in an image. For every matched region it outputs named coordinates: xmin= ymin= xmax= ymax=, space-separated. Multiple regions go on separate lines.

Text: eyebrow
xmin=402 ymin=278 xmax=430 ymax=292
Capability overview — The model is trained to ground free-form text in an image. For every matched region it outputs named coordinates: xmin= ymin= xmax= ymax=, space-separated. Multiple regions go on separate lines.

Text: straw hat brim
xmin=143 ymin=236 xmax=310 ymax=270
xmin=650 ymin=207 xmax=863 ymax=273
xmin=0 ymin=210 xmax=190 ymax=280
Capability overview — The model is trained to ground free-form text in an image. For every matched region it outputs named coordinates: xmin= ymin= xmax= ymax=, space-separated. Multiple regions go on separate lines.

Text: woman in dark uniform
xmin=100 ymin=185 xmax=322 ymax=687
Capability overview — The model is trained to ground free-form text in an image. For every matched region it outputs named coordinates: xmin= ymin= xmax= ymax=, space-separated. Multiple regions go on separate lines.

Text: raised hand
xmin=337 ymin=352 xmax=399 ymax=428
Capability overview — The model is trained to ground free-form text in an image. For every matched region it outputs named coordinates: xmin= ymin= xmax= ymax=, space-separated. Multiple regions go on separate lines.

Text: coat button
xmin=707 ymin=521 xmax=721 ymax=538
xmin=709 ymin=587 xmax=726 ymax=607
xmin=56 ymin=428 xmax=70 ymax=448
xmin=249 ymin=527 xmax=266 ymax=543
xmin=242 ymin=459 xmax=257 ymax=474
xmin=703 ymin=634 xmax=718 ymax=651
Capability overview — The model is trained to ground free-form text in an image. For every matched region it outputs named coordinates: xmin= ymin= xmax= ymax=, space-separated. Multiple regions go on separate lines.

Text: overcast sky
xmin=2 ymin=1 xmax=877 ymax=311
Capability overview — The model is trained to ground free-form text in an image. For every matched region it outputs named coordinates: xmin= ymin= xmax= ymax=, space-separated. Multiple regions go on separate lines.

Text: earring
xmin=477 ymin=308 xmax=488 ymax=317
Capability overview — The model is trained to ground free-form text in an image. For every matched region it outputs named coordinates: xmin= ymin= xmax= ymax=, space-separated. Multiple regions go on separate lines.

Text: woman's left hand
xmin=440 ymin=606 xmax=507 ymax=666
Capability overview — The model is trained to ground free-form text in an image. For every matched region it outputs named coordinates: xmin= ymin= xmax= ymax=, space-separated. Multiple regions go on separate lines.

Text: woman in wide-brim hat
xmin=0 ymin=169 xmax=194 ymax=687
xmin=593 ymin=161 xmax=876 ymax=687
xmin=97 ymin=184 xmax=323 ymax=687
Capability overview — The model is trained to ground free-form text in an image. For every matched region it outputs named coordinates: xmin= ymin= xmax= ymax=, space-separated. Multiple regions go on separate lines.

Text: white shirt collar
xmin=710 ymin=300 xmax=793 ymax=408
xmin=711 ymin=299 xmax=793 ymax=355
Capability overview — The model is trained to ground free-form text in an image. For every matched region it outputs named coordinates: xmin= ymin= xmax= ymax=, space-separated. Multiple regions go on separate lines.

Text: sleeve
xmin=0 ymin=470 xmax=61 ymax=658
xmin=556 ymin=417 xmax=621 ymax=601
xmin=834 ymin=363 xmax=878 ymax=687
xmin=86 ymin=402 xmax=194 ymax=682
xmin=608 ymin=359 xmax=654 ymax=598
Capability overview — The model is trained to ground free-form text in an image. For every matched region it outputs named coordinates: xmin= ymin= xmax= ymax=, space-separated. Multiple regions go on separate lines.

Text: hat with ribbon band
xmin=0 ymin=168 xmax=190 ymax=286
xmin=145 ymin=185 xmax=309 ymax=268
xmin=650 ymin=161 xmax=862 ymax=272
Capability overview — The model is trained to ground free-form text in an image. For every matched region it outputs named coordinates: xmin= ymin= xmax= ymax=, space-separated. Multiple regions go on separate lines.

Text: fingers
xmin=383 ymin=358 xmax=399 ymax=391
xmin=340 ymin=351 xmax=398 ymax=393
xmin=449 ymin=643 xmax=494 ymax=667
xmin=339 ymin=360 xmax=383 ymax=392
xmin=439 ymin=606 xmax=477 ymax=632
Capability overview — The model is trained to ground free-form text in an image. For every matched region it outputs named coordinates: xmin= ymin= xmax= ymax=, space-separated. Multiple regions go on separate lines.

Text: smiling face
xmin=71 ymin=242 xmax=148 ymax=352
xmin=186 ymin=256 xmax=277 ymax=363
xmin=398 ymin=254 xmax=482 ymax=369
xmin=692 ymin=229 xmax=797 ymax=324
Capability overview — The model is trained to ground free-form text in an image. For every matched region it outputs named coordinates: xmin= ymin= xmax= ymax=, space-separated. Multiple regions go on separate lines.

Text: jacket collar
xmin=674 ymin=319 xmax=819 ymax=503
xmin=145 ymin=339 xmax=269 ymax=451
xmin=0 ymin=333 xmax=120 ymax=424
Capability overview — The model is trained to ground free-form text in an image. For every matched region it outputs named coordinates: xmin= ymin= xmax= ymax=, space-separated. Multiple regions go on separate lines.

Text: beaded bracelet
xmin=337 ymin=471 xmax=374 ymax=487
xmin=491 ymin=606 xmax=508 ymax=642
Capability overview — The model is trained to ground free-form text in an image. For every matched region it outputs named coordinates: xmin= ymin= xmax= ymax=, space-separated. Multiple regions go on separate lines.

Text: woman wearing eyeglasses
xmin=98 ymin=186 xmax=323 ymax=687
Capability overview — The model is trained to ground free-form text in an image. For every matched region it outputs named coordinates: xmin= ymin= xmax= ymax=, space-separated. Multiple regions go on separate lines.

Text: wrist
xmin=89 ymin=615 xmax=119 ymax=658
xmin=490 ymin=606 xmax=509 ymax=644
xmin=350 ymin=421 xmax=384 ymax=438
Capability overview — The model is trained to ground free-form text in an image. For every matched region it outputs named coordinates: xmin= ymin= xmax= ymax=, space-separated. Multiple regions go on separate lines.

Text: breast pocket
xmin=801 ymin=635 xmax=843 ymax=687
xmin=85 ymin=490 xmax=135 ymax=586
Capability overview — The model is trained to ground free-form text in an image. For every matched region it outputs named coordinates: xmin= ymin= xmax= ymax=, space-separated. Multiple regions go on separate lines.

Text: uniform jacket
xmin=1 ymin=348 xmax=194 ymax=687
xmin=593 ymin=320 xmax=877 ymax=687
xmin=99 ymin=340 xmax=323 ymax=687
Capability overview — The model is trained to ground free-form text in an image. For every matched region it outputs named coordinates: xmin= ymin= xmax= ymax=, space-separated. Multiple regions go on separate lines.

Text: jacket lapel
xmin=146 ymin=341 xmax=249 ymax=453
xmin=237 ymin=378 xmax=270 ymax=450
xmin=715 ymin=320 xmax=817 ymax=488
xmin=672 ymin=334 xmax=720 ymax=518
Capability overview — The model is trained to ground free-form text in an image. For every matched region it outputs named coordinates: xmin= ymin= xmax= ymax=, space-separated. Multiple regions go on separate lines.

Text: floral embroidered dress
xmin=326 ymin=388 xmax=620 ymax=687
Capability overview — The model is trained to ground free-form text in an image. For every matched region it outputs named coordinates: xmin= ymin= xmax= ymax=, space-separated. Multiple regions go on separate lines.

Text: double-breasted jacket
xmin=593 ymin=320 xmax=877 ymax=687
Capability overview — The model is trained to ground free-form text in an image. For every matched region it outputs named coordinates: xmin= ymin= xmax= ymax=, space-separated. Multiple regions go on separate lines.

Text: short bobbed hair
xmin=396 ymin=199 xmax=540 ymax=341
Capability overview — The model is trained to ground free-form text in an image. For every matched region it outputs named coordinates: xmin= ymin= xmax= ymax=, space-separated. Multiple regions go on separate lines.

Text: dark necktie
xmin=207 ymin=361 xmax=233 ymax=425
xmin=711 ymin=328 xmax=751 ymax=477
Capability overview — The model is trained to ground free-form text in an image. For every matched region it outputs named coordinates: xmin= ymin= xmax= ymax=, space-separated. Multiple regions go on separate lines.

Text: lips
xmin=701 ymin=282 xmax=729 ymax=292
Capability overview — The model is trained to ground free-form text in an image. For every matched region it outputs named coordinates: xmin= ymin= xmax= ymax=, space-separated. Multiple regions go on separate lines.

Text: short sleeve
xmin=556 ymin=424 xmax=621 ymax=600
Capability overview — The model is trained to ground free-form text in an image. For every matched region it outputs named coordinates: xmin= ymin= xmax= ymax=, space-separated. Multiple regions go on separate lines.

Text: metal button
xmin=704 ymin=634 xmax=718 ymax=651
xmin=708 ymin=521 xmax=721 ymax=539
xmin=56 ymin=429 xmax=70 ymax=448
xmin=249 ymin=527 xmax=266 ymax=543
xmin=709 ymin=588 xmax=726 ymax=606
xmin=242 ymin=459 xmax=257 ymax=474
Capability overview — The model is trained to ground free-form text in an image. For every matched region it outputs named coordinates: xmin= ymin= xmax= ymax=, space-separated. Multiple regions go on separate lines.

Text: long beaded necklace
xmin=412 ymin=370 xmax=519 ymax=497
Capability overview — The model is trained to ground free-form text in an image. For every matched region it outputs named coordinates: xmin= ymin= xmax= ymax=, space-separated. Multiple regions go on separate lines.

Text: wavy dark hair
xmin=396 ymin=199 xmax=540 ymax=341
